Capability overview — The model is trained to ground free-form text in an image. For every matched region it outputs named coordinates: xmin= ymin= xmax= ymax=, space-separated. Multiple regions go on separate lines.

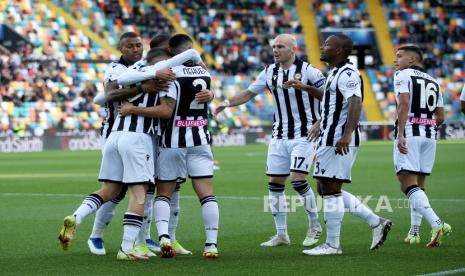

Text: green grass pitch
xmin=0 ymin=141 xmax=464 ymax=275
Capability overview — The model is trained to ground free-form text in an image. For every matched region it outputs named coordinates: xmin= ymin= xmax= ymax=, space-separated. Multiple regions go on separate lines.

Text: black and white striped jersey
xmin=248 ymin=59 xmax=325 ymax=139
xmin=319 ymin=60 xmax=363 ymax=147
xmin=394 ymin=66 xmax=444 ymax=139
xmin=110 ymin=60 xmax=164 ymax=135
xmin=160 ymin=63 xmax=211 ymax=148
xmin=100 ymin=56 xmax=129 ymax=139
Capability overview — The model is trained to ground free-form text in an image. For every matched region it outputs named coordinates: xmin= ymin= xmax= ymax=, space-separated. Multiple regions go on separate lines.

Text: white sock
xmin=268 ymin=183 xmax=287 ymax=236
xmin=121 ymin=212 xmax=143 ymax=251
xmin=407 ymin=186 xmax=442 ymax=229
xmin=73 ymin=193 xmax=104 ymax=225
xmin=323 ymin=193 xmax=344 ymax=249
xmin=409 ymin=204 xmax=422 ymax=235
xmin=154 ymin=196 xmax=170 ymax=240
xmin=168 ymin=189 xmax=180 ymax=241
xmin=200 ymin=196 xmax=219 ymax=245
xmin=90 ymin=201 xmax=117 ymax=238
xmin=143 ymin=188 xmax=154 ymax=240
xmin=342 ymin=190 xmax=380 ymax=227
xmin=292 ymin=180 xmax=320 ymax=229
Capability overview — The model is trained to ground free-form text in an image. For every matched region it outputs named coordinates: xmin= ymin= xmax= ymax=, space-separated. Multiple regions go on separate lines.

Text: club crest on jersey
xmin=294 ymin=73 xmax=302 ymax=81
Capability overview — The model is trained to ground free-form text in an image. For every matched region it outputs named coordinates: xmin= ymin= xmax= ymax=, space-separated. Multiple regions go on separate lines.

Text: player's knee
xmin=318 ymin=181 xmax=341 ymax=196
xmin=112 ymin=185 xmax=128 ymax=203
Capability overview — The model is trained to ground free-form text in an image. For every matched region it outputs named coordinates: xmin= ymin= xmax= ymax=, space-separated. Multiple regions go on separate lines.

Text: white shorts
xmin=266 ymin=137 xmax=317 ymax=176
xmin=313 ymin=146 xmax=359 ymax=183
xmin=98 ymin=131 xmax=154 ymax=185
xmin=152 ymin=135 xmax=159 ymax=174
xmin=394 ymin=136 xmax=436 ymax=175
xmin=99 ymin=135 xmax=106 ymax=154
xmin=157 ymin=144 xmax=214 ymax=183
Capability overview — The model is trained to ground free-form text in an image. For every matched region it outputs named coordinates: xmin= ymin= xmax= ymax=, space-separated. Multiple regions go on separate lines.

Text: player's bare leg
xmin=192 ymin=178 xmax=219 ymax=258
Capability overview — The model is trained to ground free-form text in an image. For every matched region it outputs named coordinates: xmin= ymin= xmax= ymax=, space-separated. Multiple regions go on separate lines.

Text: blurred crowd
xmin=0 ymin=0 xmax=464 ymax=133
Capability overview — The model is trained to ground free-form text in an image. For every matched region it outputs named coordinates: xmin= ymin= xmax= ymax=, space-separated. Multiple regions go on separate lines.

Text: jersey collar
xmin=409 ymin=65 xmax=424 ymax=72
xmin=334 ymin=59 xmax=351 ymax=69
xmin=118 ymin=56 xmax=130 ymax=67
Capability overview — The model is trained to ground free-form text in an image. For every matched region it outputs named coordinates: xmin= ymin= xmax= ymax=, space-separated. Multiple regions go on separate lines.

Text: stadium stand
xmin=161 ymin=0 xmax=307 ymax=74
xmin=1 ymin=0 xmax=464 ymax=133
xmin=379 ymin=0 xmax=465 ymax=121
xmin=55 ymin=0 xmax=175 ymax=47
xmin=313 ymin=0 xmax=372 ymax=29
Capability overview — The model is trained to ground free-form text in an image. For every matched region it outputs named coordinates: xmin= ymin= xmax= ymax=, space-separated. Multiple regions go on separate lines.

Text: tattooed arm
xmin=119 ymin=97 xmax=176 ymax=119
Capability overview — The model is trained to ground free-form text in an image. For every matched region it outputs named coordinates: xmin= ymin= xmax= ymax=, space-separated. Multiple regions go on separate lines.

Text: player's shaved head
xmin=397 ymin=44 xmax=423 ymax=63
xmin=333 ymin=34 xmax=353 ymax=58
xmin=119 ymin=32 xmax=139 ymax=47
xmin=274 ymin=34 xmax=297 ymax=51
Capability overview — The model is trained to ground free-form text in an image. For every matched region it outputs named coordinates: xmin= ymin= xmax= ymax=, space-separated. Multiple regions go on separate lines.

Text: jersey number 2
xmin=189 ymin=78 xmax=207 ymax=110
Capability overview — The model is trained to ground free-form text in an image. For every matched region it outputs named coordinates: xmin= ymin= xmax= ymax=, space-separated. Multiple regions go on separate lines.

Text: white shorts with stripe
xmin=98 ymin=131 xmax=154 ymax=185
xmin=156 ymin=144 xmax=213 ymax=183
xmin=394 ymin=136 xmax=436 ymax=175
xmin=313 ymin=146 xmax=359 ymax=183
xmin=266 ymin=137 xmax=317 ymax=176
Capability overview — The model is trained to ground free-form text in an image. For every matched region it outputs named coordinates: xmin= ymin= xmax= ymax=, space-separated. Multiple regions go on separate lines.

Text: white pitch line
xmin=0 ymin=193 xmax=464 ymax=202
xmin=418 ymin=268 xmax=465 ymax=276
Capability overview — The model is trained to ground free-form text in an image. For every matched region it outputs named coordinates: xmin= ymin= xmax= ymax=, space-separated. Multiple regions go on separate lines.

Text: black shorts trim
xmin=122 ymin=181 xmax=153 ymax=186
xmin=176 ymin=177 xmax=187 ymax=184
xmin=313 ymin=176 xmax=351 ymax=183
xmin=189 ymin=175 xmax=214 ymax=179
xmin=156 ymin=178 xmax=178 ymax=183
xmin=290 ymin=169 xmax=309 ymax=175
xmin=98 ymin=179 xmax=123 ymax=184
xmin=266 ymin=173 xmax=290 ymax=177
xmin=396 ymin=170 xmax=430 ymax=176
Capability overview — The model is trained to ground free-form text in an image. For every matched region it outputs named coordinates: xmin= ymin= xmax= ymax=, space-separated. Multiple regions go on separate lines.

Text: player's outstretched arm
xmin=117 ymin=49 xmax=202 ymax=86
xmin=119 ymin=97 xmax=176 ymax=119
xmin=106 ymin=80 xmax=167 ymax=103
xmin=119 ymin=97 xmax=175 ymax=119
xmin=93 ymin=92 xmax=106 ymax=106
xmin=335 ymin=96 xmax=361 ymax=155
xmin=213 ymin=90 xmax=257 ymax=116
